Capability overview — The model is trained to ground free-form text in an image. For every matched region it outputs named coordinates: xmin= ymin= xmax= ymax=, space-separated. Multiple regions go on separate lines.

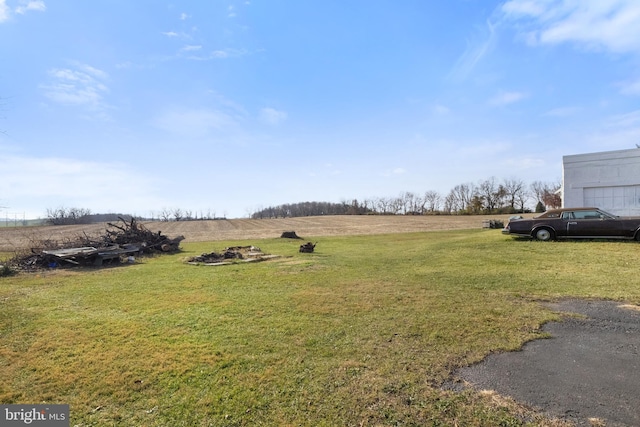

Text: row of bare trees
xmin=250 ymin=178 xmax=562 ymax=219
xmin=45 ymin=207 xmax=94 ymax=225
xmin=150 ymin=208 xmax=227 ymax=222
xmin=45 ymin=178 xmax=562 ymax=224
xmin=45 ymin=207 xmax=227 ymax=224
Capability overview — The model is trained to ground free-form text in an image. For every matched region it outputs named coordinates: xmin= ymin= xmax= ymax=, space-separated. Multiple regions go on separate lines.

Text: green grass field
xmin=1 ymin=229 xmax=639 ymax=426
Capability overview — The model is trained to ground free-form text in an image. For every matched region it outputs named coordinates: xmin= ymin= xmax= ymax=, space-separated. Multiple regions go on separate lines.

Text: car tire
xmin=534 ymin=228 xmax=554 ymax=241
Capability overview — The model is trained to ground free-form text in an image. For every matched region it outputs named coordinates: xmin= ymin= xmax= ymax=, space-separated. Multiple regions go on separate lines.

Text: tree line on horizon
xmin=44 ymin=177 xmax=562 ymax=225
xmin=250 ymin=178 xmax=562 ymax=219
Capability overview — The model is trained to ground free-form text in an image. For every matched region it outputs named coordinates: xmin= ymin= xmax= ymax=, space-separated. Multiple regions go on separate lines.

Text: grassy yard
xmin=1 ymin=229 xmax=639 ymax=426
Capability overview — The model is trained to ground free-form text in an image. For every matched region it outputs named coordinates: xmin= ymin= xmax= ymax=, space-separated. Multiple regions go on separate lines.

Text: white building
xmin=563 ymin=148 xmax=640 ymax=216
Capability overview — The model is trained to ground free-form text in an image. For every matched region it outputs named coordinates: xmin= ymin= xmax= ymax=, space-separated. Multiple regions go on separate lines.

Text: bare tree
xmin=423 ymin=190 xmax=441 ymax=213
xmin=45 ymin=206 xmax=92 ymax=225
xmin=531 ymin=180 xmax=562 ymax=210
xmin=478 ymin=177 xmax=503 ymax=213
xmin=530 ymin=181 xmax=546 ymax=204
xmin=160 ymin=208 xmax=172 ymax=222
xmin=502 ymin=178 xmax=527 ymax=212
xmin=399 ymin=192 xmax=415 ymax=215
xmin=442 ymin=192 xmax=455 ymax=214
xmin=449 ymin=183 xmax=475 ymax=213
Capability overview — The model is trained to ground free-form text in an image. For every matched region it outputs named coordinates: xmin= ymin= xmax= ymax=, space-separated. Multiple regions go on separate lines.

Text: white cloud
xmin=504 ymin=156 xmax=546 ymax=170
xmin=618 ymin=77 xmax=640 ymax=96
xmin=152 ymin=108 xmax=236 ymax=137
xmin=183 ymin=48 xmax=250 ymax=61
xmin=450 ymin=19 xmax=497 ymax=80
xmin=259 ymin=107 xmax=287 ymax=125
xmin=604 ymin=110 xmax=640 ymax=129
xmin=381 ymin=167 xmax=407 ymax=177
xmin=501 ymin=0 xmax=640 ymax=54
xmin=432 ymin=104 xmax=450 ymax=115
xmin=15 ymin=0 xmax=45 ymax=14
xmin=180 ymin=12 xmax=189 ymax=20
xmin=181 ymin=44 xmax=202 ymax=52
xmin=41 ymin=63 xmax=110 ymax=112
xmin=0 ymin=0 xmax=46 ymax=22
xmin=212 ymin=48 xmax=246 ymax=58
xmin=543 ymin=106 xmax=580 ymax=117
xmin=488 ymin=91 xmax=528 ymax=106
xmin=0 ymin=0 xmax=9 ymax=22
xmin=0 ymin=154 xmax=161 ymax=217
xmin=585 ymin=111 xmax=640 ymax=150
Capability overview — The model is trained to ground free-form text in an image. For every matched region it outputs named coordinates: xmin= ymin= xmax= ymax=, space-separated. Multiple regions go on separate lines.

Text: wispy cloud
xmin=41 ymin=63 xmax=111 ymax=116
xmin=618 ymin=77 xmax=640 ymax=96
xmin=152 ymin=108 xmax=237 ymax=137
xmin=449 ymin=19 xmax=498 ymax=80
xmin=381 ymin=167 xmax=407 ymax=177
xmin=488 ymin=91 xmax=528 ymax=106
xmin=587 ymin=110 xmax=640 ymax=150
xmin=259 ymin=107 xmax=287 ymax=125
xmin=432 ymin=104 xmax=450 ymax=115
xmin=211 ymin=48 xmax=248 ymax=59
xmin=162 ymin=30 xmax=193 ymax=39
xmin=604 ymin=110 xmax=640 ymax=129
xmin=183 ymin=48 xmax=250 ymax=61
xmin=543 ymin=106 xmax=581 ymax=117
xmin=0 ymin=0 xmax=45 ymax=22
xmin=181 ymin=44 xmax=202 ymax=52
xmin=0 ymin=153 xmax=161 ymax=217
xmin=15 ymin=0 xmax=45 ymax=14
xmin=501 ymin=0 xmax=640 ymax=54
xmin=0 ymin=0 xmax=10 ymax=22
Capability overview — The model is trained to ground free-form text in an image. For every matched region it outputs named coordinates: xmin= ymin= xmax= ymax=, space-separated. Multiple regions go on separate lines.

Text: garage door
xmin=584 ymin=186 xmax=640 ymax=215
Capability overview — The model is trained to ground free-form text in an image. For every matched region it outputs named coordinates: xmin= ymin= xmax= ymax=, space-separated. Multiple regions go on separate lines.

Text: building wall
xmin=563 ymin=148 xmax=640 ymax=216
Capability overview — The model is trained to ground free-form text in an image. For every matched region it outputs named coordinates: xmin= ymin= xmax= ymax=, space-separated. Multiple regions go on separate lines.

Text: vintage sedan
xmin=502 ymin=207 xmax=640 ymax=241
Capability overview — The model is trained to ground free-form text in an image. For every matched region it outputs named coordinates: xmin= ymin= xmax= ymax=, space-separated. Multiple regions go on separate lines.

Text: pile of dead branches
xmin=6 ymin=217 xmax=184 ymax=272
xmin=102 ymin=217 xmax=185 ymax=253
xmin=186 ymin=246 xmax=279 ymax=266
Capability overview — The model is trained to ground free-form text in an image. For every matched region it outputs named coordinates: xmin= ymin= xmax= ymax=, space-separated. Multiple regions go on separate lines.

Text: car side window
xmin=573 ymin=210 xmax=600 ymax=219
xmin=561 ymin=212 xmax=575 ymax=220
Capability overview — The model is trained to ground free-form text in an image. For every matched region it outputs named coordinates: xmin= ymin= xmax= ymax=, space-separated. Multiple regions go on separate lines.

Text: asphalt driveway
xmin=452 ymin=299 xmax=640 ymax=426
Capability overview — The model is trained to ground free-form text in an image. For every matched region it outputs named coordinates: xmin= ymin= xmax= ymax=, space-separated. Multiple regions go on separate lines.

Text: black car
xmin=502 ymin=207 xmax=640 ymax=241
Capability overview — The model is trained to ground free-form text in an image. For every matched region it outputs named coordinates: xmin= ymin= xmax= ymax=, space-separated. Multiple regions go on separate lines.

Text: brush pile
xmin=186 ymin=245 xmax=279 ymax=266
xmin=7 ymin=217 xmax=184 ymax=272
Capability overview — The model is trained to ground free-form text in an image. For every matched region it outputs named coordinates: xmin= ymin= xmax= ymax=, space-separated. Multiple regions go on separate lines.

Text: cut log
xmin=299 ymin=242 xmax=316 ymax=253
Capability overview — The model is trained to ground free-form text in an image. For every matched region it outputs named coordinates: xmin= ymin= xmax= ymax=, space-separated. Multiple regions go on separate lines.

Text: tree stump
xmin=281 ymin=231 xmax=302 ymax=239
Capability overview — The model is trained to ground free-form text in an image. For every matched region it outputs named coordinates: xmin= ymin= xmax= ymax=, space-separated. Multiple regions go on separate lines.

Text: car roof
xmin=535 ymin=207 xmax=601 ymax=219
xmin=546 ymin=207 xmax=599 ymax=213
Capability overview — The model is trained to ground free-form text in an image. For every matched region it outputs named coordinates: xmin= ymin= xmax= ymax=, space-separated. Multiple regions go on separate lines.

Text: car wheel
xmin=534 ymin=228 xmax=554 ymax=241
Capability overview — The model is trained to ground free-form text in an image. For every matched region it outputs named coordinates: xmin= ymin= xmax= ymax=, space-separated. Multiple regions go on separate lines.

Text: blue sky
xmin=1 ymin=0 xmax=640 ymax=219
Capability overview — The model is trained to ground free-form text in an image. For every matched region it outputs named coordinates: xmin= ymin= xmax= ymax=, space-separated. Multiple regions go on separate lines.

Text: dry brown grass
xmin=0 ymin=214 xmax=514 ymax=252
